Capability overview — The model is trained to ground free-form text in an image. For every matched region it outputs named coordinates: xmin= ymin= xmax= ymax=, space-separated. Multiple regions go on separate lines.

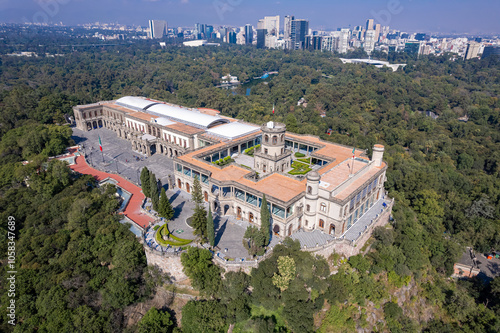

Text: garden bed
xmin=155 ymin=224 xmax=193 ymax=247
xmin=288 ymin=161 xmax=312 ymax=175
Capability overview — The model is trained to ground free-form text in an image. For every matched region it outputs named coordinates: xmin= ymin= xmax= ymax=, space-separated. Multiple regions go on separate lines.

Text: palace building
xmin=74 ymin=96 xmax=389 ymax=240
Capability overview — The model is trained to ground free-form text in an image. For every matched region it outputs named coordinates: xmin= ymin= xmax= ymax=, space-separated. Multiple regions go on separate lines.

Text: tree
xmin=243 ymin=226 xmax=266 ymax=256
xmin=150 ymin=172 xmax=159 ymax=211
xmin=191 ymin=175 xmax=203 ymax=206
xmin=181 ymin=300 xmax=227 ymax=333
xmin=207 ymin=206 xmax=215 ymax=248
xmin=141 ymin=167 xmax=151 ymax=197
xmin=158 ymin=188 xmax=174 ymax=220
xmin=190 ymin=176 xmax=207 ymax=240
xmin=272 ymin=256 xmax=296 ymax=292
xmin=181 ymin=247 xmax=221 ymax=296
xmin=137 ymin=307 xmax=174 ymax=333
xmin=260 ymin=194 xmax=271 ymax=246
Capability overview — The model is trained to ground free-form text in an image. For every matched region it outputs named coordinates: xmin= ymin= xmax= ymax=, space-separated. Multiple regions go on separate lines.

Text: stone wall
xmin=144 ymin=248 xmax=188 ymax=282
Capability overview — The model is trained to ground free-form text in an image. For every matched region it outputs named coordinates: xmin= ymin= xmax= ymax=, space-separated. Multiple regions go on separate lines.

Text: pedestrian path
xmin=69 ymin=154 xmax=153 ymax=229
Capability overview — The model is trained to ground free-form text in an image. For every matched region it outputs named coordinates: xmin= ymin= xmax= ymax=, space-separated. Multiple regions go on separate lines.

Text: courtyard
xmin=71 ymin=127 xmax=251 ymax=259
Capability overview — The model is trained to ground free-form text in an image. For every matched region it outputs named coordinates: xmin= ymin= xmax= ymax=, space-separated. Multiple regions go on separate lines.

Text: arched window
xmin=272 ymin=136 xmax=277 ymax=144
xmin=319 ymin=219 xmax=325 ymax=228
xmin=237 ymin=207 xmax=242 ymax=219
xmin=186 ymin=183 xmax=190 ymax=193
xmin=265 ymin=135 xmax=269 ymax=143
xmin=306 ymin=204 xmax=310 ymax=212
xmin=281 ymin=134 xmax=285 ymax=142
xmin=329 ymin=224 xmax=335 ymax=235
xmin=249 ymin=212 xmax=254 ymax=223
xmin=204 ymin=191 xmax=208 ymax=202
xmin=307 ymin=186 xmax=312 ymax=194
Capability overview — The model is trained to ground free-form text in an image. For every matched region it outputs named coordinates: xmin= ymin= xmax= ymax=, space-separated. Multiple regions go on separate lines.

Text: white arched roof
xmin=147 ymin=103 xmax=229 ymax=129
xmin=116 ymin=96 xmax=158 ymax=110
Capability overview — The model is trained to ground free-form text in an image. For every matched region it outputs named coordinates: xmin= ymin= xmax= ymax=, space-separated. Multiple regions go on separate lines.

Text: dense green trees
xmin=1 ymin=30 xmax=499 ymax=331
xmin=0 ymin=167 xmax=149 ymax=332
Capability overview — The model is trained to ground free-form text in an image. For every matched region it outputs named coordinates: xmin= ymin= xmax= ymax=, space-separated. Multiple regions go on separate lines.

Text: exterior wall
xmin=144 ymin=247 xmax=188 ymax=282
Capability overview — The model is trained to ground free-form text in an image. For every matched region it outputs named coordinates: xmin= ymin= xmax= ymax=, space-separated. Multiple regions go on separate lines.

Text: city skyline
xmin=1 ymin=0 xmax=500 ymax=34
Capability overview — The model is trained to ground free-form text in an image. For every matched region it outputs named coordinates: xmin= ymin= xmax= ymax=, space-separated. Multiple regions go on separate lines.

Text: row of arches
xmin=86 ymin=120 xmax=103 ymax=130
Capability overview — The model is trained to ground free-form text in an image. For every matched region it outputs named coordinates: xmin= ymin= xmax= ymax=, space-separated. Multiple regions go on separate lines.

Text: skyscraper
xmin=244 ymin=24 xmax=253 ymax=45
xmin=291 ymin=19 xmax=309 ymax=50
xmin=465 ymin=42 xmax=481 ymax=60
xmin=263 ymin=15 xmax=280 ymax=36
xmin=256 ymin=29 xmax=267 ymax=49
xmin=366 ymin=19 xmax=374 ymax=31
xmin=227 ymin=31 xmax=237 ymax=44
xmin=148 ymin=20 xmax=167 ymax=39
xmin=338 ymin=28 xmax=350 ymax=54
xmin=364 ymin=30 xmax=376 ymax=53
xmin=284 ymin=15 xmax=294 ymax=40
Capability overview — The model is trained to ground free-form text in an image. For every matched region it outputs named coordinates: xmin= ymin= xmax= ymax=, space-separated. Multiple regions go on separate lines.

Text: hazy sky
xmin=1 ymin=0 xmax=499 ymax=34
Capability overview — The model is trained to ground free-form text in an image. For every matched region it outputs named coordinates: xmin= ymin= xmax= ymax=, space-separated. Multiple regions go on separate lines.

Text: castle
xmin=74 ymin=96 xmax=390 ymax=242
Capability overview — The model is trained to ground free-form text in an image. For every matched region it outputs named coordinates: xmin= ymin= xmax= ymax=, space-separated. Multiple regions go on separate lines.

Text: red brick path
xmin=69 ymin=154 xmax=153 ymax=229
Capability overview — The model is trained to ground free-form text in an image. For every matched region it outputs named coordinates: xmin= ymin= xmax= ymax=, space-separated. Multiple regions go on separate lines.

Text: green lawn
xmin=288 ymin=161 xmax=312 ymax=175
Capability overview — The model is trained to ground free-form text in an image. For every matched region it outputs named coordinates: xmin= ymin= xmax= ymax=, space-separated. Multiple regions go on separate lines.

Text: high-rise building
xmin=366 ymin=19 xmax=374 ymax=31
xmin=465 ymin=42 xmax=481 ymax=60
xmin=364 ymin=30 xmax=376 ymax=53
xmin=244 ymin=24 xmax=253 ymax=45
xmin=194 ymin=23 xmax=205 ymax=39
xmin=321 ymin=35 xmax=339 ymax=52
xmin=312 ymin=36 xmax=322 ymax=50
xmin=256 ymin=29 xmax=267 ymax=49
xmin=227 ymin=31 xmax=237 ymax=44
xmin=291 ymin=19 xmax=309 ymax=49
xmin=482 ymin=46 xmax=500 ymax=59
xmin=263 ymin=15 xmax=280 ymax=36
xmin=374 ymin=24 xmax=381 ymax=42
xmin=284 ymin=15 xmax=294 ymax=40
xmin=338 ymin=28 xmax=350 ymax=54
xmin=257 ymin=19 xmax=265 ymax=30
xmin=148 ymin=20 xmax=167 ymax=39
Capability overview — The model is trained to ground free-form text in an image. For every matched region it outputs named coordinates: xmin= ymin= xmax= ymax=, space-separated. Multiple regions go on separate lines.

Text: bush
xmin=295 ymin=152 xmax=305 ymax=157
xmin=155 ymin=224 xmax=192 ymax=247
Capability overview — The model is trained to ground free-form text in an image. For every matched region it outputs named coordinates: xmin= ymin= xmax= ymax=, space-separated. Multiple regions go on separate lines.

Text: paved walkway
xmin=72 ymin=127 xmax=175 ymax=187
xmin=343 ymin=198 xmax=392 ymax=241
xmin=69 ymin=153 xmax=154 ymax=229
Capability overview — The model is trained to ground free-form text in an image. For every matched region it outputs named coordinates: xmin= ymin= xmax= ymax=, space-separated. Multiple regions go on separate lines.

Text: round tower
xmin=303 ymin=170 xmax=320 ymax=231
xmin=372 ymin=144 xmax=385 ymax=167
xmin=261 ymin=121 xmax=286 ymax=156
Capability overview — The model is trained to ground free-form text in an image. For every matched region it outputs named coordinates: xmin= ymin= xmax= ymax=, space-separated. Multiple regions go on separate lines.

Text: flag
xmin=352 ymin=148 xmax=355 ymax=158
xmin=99 ymin=135 xmax=103 ymax=152
xmin=272 ymin=103 xmax=275 ymax=114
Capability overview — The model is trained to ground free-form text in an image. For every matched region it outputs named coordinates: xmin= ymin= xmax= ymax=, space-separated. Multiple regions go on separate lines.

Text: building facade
xmin=74 ymin=96 xmax=389 ymax=240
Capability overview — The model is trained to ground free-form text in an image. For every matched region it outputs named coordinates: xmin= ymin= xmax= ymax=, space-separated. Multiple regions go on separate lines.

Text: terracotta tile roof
xmin=126 ymin=112 xmax=158 ymax=122
xmin=320 ymin=159 xmax=368 ymax=192
xmin=238 ymin=174 xmax=304 ymax=203
xmin=334 ymin=163 xmax=386 ymax=201
xmin=166 ymin=123 xmax=205 ymax=135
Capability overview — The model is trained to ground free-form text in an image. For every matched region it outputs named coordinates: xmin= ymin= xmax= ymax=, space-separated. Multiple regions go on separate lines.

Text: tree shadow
xmin=173 ymin=201 xmax=185 ymax=219
xmin=214 ymin=218 xmax=227 ymax=248
xmin=71 ymin=135 xmax=88 ymax=145
xmin=169 ymin=191 xmax=180 ymax=204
